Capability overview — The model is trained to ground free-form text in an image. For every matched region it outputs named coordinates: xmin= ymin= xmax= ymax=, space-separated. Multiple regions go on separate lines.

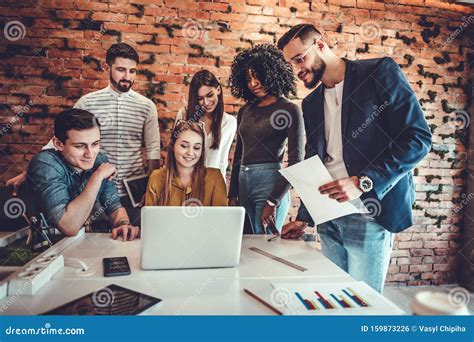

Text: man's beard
xmin=110 ymin=72 xmax=133 ymax=92
xmin=300 ymin=60 xmax=327 ymax=89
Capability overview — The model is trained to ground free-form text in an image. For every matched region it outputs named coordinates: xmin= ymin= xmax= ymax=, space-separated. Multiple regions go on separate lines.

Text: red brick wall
xmin=0 ymin=0 xmax=473 ymax=286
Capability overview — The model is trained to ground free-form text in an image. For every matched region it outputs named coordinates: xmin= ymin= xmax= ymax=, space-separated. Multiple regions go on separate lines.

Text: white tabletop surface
xmin=0 ymin=233 xmax=403 ymax=315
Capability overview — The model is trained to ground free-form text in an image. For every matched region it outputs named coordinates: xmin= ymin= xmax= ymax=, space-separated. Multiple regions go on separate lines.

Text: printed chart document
xmin=279 ymin=155 xmax=363 ymax=225
xmin=270 ymin=281 xmax=403 ymax=315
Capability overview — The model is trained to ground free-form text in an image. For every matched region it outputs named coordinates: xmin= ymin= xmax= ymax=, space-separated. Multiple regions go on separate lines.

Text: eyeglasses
xmin=289 ymin=43 xmax=314 ymax=66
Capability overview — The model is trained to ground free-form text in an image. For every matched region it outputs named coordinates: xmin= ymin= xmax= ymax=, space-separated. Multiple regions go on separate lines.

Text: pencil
xmin=243 ymin=288 xmax=283 ymax=315
xmin=267 ymin=235 xmax=279 ymax=242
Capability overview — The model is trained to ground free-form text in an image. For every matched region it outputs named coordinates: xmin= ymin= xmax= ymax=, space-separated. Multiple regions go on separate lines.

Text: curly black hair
xmin=230 ymin=44 xmax=297 ymax=103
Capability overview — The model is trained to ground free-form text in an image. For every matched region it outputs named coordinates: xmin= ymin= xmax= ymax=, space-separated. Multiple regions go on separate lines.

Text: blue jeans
xmin=317 ymin=214 xmax=394 ymax=293
xmin=238 ymin=163 xmax=290 ymax=234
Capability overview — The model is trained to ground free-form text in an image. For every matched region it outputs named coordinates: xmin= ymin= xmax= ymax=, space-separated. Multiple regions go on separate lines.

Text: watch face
xmin=362 ymin=180 xmax=370 ymax=189
xmin=359 ymin=177 xmax=372 ymax=192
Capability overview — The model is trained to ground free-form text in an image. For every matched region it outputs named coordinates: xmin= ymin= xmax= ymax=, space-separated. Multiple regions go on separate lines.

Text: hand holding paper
xmin=279 ymin=156 xmax=365 ymax=225
xmin=319 ymin=176 xmax=363 ymax=202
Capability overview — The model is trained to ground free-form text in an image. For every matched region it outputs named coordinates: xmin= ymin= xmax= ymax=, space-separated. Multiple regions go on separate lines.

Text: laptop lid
xmin=141 ymin=206 xmax=245 ymax=270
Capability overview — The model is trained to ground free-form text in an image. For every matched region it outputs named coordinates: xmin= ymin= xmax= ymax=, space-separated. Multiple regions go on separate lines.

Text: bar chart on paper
xmin=271 ymin=282 xmax=402 ymax=315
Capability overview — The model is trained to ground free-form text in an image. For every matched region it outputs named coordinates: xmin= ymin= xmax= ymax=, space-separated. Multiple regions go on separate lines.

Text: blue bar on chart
xmin=343 ymin=288 xmax=369 ymax=307
xmin=293 ymin=287 xmax=371 ymax=311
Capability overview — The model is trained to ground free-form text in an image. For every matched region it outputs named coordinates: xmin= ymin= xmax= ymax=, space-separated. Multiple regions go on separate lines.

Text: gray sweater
xmin=229 ymin=97 xmax=305 ymax=204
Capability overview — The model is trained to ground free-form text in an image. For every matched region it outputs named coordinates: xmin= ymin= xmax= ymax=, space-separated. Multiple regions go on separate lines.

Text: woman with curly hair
xmin=228 ymin=44 xmax=304 ymax=234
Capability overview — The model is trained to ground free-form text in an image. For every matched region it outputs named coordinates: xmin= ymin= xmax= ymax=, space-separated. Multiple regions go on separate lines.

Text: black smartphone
xmin=103 ymin=257 xmax=131 ymax=277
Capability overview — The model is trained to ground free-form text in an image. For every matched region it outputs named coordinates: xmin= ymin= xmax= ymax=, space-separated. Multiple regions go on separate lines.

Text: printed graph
xmin=271 ymin=282 xmax=400 ymax=315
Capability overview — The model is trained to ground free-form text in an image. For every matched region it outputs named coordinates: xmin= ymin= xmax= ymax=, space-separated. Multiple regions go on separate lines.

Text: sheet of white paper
xmin=279 ymin=155 xmax=362 ymax=225
xmin=270 ymin=281 xmax=404 ymax=315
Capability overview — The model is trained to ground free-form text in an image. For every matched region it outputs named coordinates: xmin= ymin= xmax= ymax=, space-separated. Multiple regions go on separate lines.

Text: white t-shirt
xmin=324 ymin=81 xmax=368 ymax=212
xmin=176 ymin=108 xmax=237 ymax=179
xmin=324 ymin=80 xmax=348 ymax=180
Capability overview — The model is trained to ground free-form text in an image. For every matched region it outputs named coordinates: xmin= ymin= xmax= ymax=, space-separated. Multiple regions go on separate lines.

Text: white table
xmin=0 ymin=233 xmax=404 ymax=315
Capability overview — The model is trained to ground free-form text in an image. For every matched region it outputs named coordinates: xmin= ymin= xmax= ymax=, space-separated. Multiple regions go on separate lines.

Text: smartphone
xmin=103 ymin=257 xmax=131 ymax=277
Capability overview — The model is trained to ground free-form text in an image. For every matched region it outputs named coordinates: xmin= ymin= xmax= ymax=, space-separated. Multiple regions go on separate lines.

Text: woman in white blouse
xmin=176 ymin=70 xmax=237 ymax=180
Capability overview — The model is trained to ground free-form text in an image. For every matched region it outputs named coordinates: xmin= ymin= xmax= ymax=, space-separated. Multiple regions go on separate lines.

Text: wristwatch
xmin=358 ymin=175 xmax=373 ymax=193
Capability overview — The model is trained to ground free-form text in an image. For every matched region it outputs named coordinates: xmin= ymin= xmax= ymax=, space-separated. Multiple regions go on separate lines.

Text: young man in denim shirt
xmin=27 ymin=108 xmax=139 ymax=241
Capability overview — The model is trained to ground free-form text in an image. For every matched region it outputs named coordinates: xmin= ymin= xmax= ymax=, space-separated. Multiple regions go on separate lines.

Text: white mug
xmin=411 ymin=291 xmax=471 ymax=315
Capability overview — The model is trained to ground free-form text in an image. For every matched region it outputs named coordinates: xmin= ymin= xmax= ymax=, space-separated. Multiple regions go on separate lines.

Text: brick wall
xmin=0 ymin=0 xmax=473 ymax=286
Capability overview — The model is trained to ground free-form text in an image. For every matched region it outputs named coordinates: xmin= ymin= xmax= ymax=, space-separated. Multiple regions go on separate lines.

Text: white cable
xmin=64 ymin=257 xmax=89 ymax=271
xmin=64 ymin=257 xmax=95 ymax=276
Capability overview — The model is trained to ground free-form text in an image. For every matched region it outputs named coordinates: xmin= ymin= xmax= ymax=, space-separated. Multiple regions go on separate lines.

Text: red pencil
xmin=244 ymin=288 xmax=283 ymax=315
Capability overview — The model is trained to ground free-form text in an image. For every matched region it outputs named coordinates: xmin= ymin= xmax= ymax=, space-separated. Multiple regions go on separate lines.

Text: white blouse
xmin=176 ymin=108 xmax=237 ymax=179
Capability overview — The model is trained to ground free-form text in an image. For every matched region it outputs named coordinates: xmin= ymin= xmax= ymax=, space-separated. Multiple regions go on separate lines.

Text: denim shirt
xmin=27 ymin=149 xmax=122 ymax=227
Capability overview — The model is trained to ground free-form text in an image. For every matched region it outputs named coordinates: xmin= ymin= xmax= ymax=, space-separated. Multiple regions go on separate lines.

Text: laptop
xmin=141 ymin=206 xmax=245 ymax=270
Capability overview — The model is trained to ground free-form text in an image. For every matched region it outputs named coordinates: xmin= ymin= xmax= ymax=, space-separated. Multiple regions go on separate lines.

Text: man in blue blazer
xmin=277 ymin=24 xmax=432 ymax=292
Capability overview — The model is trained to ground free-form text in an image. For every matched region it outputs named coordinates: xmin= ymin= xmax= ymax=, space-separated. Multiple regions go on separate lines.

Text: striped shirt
xmin=45 ymin=85 xmax=161 ymax=196
xmin=75 ymin=85 xmax=160 ymax=195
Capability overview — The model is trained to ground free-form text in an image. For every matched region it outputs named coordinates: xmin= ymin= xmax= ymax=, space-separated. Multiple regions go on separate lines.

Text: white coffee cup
xmin=411 ymin=290 xmax=471 ymax=315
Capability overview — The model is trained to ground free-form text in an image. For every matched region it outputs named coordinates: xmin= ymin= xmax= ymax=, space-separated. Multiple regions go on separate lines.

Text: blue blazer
xmin=296 ymin=57 xmax=432 ymax=233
